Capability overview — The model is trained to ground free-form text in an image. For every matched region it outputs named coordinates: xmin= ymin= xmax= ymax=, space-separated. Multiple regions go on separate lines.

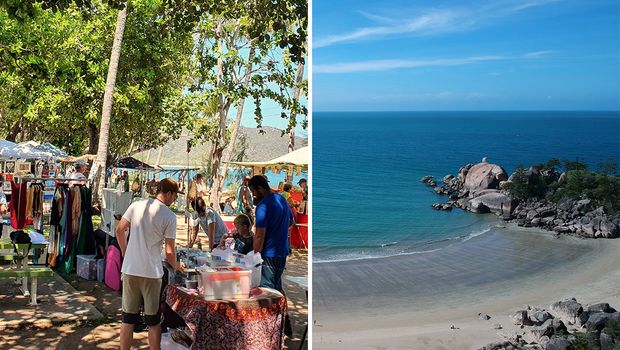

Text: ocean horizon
xmin=313 ymin=111 xmax=620 ymax=262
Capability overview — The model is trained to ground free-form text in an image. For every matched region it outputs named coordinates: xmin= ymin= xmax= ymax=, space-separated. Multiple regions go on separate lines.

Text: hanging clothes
xmin=70 ymin=187 xmax=81 ymax=236
xmin=75 ymin=186 xmax=95 ymax=256
xmin=25 ymin=186 xmax=35 ymax=219
xmin=57 ymin=185 xmax=74 ymax=272
xmin=48 ymin=185 xmax=67 ymax=267
xmin=9 ymin=181 xmax=28 ymax=230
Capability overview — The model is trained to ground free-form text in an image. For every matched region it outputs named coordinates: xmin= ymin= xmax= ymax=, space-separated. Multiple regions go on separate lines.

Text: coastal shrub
xmin=505 ymin=165 xmax=547 ymax=200
xmin=603 ymin=320 xmax=620 ymax=338
xmin=562 ymin=158 xmax=588 ymax=172
xmin=552 ymin=170 xmax=620 ymax=213
xmin=570 ymin=332 xmax=598 ymax=350
xmin=597 ymin=159 xmax=619 ymax=175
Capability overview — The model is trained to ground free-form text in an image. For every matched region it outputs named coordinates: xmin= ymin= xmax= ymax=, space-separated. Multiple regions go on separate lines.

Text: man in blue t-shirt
xmin=249 ymin=175 xmax=294 ymax=336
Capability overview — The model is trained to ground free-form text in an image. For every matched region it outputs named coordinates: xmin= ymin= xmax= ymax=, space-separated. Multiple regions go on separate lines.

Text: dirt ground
xmin=0 ymin=214 xmax=308 ymax=350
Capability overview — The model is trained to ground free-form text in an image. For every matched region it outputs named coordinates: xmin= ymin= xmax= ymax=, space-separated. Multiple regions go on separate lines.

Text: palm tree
xmin=93 ymin=3 xmax=128 ymax=203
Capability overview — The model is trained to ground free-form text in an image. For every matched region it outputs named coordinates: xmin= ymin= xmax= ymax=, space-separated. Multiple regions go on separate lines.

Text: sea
xmin=313 ymin=111 xmax=620 ymax=262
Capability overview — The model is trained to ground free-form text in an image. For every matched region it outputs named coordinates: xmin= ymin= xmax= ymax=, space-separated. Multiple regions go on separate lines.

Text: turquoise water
xmin=128 ymin=168 xmax=307 ymax=191
xmin=313 ymin=111 xmax=620 ymax=262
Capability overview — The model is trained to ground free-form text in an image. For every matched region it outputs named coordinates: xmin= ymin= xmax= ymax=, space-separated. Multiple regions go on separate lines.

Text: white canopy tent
xmin=226 ymin=146 xmax=309 ymax=169
xmin=13 ymin=141 xmax=66 ymax=159
xmin=0 ymin=140 xmax=68 ymax=160
xmin=0 ymin=139 xmax=19 ymax=159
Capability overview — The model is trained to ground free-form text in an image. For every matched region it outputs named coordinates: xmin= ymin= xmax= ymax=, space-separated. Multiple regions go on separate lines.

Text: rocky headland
xmin=422 ymin=158 xmax=620 ymax=238
xmin=478 ymin=298 xmax=620 ymax=350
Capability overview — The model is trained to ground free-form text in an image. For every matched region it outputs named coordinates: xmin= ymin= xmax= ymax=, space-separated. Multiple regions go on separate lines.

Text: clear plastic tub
xmin=198 ymin=268 xmax=252 ymax=299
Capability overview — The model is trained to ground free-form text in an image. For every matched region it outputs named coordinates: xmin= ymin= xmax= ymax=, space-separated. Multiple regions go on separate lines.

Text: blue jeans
xmin=260 ymin=257 xmax=287 ymax=296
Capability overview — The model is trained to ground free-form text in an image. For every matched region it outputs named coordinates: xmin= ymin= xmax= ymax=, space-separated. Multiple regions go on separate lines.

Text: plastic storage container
xmin=198 ymin=268 xmax=252 ymax=299
xmin=96 ymin=258 xmax=106 ymax=282
xmin=77 ymin=255 xmax=98 ymax=280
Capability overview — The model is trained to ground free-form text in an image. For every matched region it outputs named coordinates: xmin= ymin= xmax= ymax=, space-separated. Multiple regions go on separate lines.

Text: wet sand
xmin=313 ymin=225 xmax=620 ymax=349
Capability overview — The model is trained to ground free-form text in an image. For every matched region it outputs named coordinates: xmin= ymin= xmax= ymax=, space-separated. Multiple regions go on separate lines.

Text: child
xmin=219 ymin=214 xmax=254 ymax=254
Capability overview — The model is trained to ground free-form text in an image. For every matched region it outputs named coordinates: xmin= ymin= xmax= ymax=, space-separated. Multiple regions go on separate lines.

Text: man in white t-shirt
xmin=116 ymin=178 xmax=184 ymax=350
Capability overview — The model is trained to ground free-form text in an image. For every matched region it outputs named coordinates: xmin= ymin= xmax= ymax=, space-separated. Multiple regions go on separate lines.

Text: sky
xmin=312 ymin=0 xmax=620 ymax=111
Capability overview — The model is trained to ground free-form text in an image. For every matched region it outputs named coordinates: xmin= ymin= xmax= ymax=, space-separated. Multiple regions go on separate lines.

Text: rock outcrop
xmin=479 ymin=298 xmax=620 ymax=350
xmin=423 ymin=158 xmax=620 ymax=239
xmin=464 ymin=163 xmax=509 ymax=196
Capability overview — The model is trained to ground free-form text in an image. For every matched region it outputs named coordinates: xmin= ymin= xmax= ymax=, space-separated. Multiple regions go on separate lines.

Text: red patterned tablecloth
xmin=164 ymin=285 xmax=287 ymax=350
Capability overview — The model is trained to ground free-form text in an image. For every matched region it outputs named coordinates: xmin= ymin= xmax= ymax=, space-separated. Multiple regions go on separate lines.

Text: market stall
xmin=226 ymin=147 xmax=309 ymax=249
xmin=164 ymin=285 xmax=286 ymax=350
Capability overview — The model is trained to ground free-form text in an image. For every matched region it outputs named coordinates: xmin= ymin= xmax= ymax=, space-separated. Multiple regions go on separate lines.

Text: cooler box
xmin=77 ymin=255 xmax=98 ymax=280
xmin=198 ymin=268 xmax=252 ymax=300
xmin=96 ymin=258 xmax=106 ymax=282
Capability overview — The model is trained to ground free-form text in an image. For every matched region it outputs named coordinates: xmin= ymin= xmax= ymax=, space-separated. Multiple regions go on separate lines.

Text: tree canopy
xmin=0 ymin=0 xmax=195 ymax=158
xmin=0 ymin=0 xmax=307 ymax=163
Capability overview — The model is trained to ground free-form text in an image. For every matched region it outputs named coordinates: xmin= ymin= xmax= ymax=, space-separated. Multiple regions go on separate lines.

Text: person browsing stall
xmin=69 ymin=160 xmax=88 ymax=186
xmin=218 ymin=214 xmax=254 ymax=254
xmin=236 ymin=175 xmax=253 ymax=217
xmin=189 ymin=197 xmax=228 ymax=251
xmin=195 ymin=173 xmax=207 ymax=197
xmin=115 ymin=178 xmax=185 ymax=350
xmin=248 ymin=175 xmax=294 ymax=336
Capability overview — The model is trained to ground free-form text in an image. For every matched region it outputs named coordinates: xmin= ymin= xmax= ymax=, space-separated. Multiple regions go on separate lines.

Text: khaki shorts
xmin=122 ymin=274 xmax=162 ymax=316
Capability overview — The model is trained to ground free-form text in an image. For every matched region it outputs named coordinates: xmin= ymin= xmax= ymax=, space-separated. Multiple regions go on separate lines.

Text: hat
xmin=297 ymin=178 xmax=307 ymax=185
xmin=158 ymin=178 xmax=185 ymax=194
xmin=75 ymin=159 xmax=87 ymax=167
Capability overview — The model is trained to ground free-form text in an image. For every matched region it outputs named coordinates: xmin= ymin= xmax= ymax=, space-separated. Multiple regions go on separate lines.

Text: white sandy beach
xmin=313 ymin=226 xmax=620 ymax=349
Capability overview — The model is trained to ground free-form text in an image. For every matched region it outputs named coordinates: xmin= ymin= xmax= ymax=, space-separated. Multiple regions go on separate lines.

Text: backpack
xmin=104 ymin=244 xmax=123 ymax=291
xmin=10 ymin=230 xmax=32 ymax=256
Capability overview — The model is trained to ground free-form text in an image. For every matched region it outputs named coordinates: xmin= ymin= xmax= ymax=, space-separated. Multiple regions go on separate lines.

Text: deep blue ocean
xmin=313 ymin=111 xmax=620 ymax=262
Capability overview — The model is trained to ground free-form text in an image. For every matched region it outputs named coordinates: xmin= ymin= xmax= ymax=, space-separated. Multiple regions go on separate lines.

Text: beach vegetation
xmin=561 ymin=158 xmax=588 ymax=172
xmin=597 ymin=158 xmax=619 ymax=175
xmin=551 ymin=170 xmax=620 ymax=213
xmin=603 ymin=319 xmax=620 ymax=338
xmin=571 ymin=332 xmax=598 ymax=350
xmin=505 ymin=159 xmax=620 ymax=213
xmin=504 ymin=165 xmax=548 ymax=200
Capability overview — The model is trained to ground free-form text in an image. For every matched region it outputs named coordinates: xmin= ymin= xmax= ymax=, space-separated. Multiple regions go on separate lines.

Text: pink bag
xmin=104 ymin=245 xmax=122 ymax=291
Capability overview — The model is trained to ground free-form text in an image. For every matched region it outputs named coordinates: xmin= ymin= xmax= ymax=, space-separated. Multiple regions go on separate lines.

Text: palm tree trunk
xmin=93 ymin=4 xmax=128 ymax=203
xmin=87 ymin=123 xmax=98 ymax=154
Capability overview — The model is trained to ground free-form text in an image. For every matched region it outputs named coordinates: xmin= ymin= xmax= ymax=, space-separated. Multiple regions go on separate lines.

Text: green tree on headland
xmin=551 ymin=170 xmax=620 ymax=213
xmin=503 ymin=164 xmax=548 ymax=200
xmin=505 ymin=159 xmax=620 ymax=214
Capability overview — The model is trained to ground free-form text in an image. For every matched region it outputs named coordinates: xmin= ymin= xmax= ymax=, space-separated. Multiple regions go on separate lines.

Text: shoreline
xmin=313 ymin=226 xmax=620 ymax=349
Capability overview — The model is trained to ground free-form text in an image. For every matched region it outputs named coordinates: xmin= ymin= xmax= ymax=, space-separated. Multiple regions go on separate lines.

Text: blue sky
xmin=313 ymin=0 xmax=620 ymax=111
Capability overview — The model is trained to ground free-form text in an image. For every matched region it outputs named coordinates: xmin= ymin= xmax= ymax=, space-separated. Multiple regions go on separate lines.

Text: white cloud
xmin=522 ymin=50 xmax=555 ymax=58
xmin=314 ymin=52 xmax=554 ymax=74
xmin=315 ymin=0 xmax=562 ymax=48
